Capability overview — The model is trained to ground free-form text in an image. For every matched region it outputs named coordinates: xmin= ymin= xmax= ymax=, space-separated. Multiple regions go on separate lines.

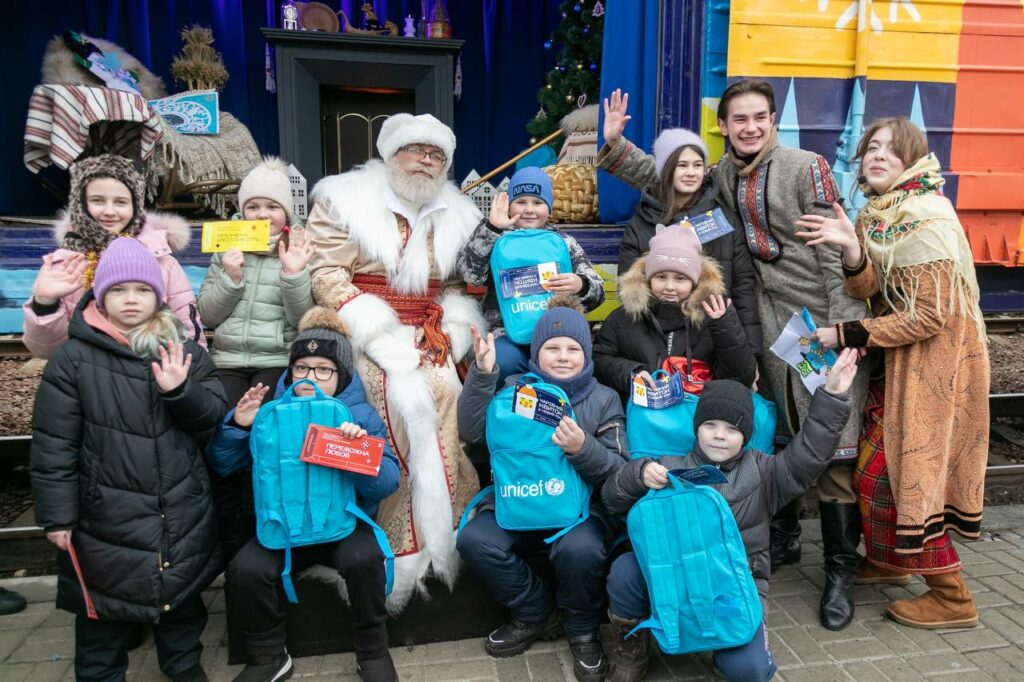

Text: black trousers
xmin=212 ymin=367 xmax=285 ymax=565
xmin=74 ymin=595 xmax=207 ymax=682
xmin=226 ymin=522 xmax=389 ymax=659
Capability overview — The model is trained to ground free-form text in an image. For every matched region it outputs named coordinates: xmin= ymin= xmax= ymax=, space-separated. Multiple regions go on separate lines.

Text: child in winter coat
xmin=593 ymin=224 xmax=757 ymax=404
xmin=23 ymin=153 xmax=205 ymax=358
xmin=30 ymin=238 xmax=227 ymax=682
xmin=456 ymin=167 xmax=605 ymax=382
xmin=456 ymin=300 xmax=627 ymax=682
xmin=598 ymin=122 xmax=761 ymax=356
xmin=207 ymin=307 xmax=401 ymax=682
xmin=198 ymin=156 xmax=315 ymax=405
xmin=198 ymin=157 xmax=315 ymax=562
xmin=599 ymin=351 xmax=859 ymax=682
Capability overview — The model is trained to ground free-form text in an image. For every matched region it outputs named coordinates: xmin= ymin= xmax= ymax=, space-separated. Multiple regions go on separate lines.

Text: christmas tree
xmin=526 ymin=0 xmax=604 ymax=149
xmin=171 ymin=25 xmax=229 ymax=92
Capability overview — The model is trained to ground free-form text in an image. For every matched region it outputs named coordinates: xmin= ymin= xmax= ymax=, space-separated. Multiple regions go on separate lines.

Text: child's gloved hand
xmin=337 ymin=422 xmax=368 ymax=439
xmin=544 ymin=273 xmax=583 ymax=294
xmin=553 ymin=416 xmax=586 ymax=455
xmin=233 ymin=383 xmax=270 ymax=427
xmin=642 ymin=461 xmax=669 ymax=489
xmin=488 ymin=192 xmax=516 ymax=230
xmin=824 ymin=348 xmax=859 ymax=395
xmin=701 ymin=295 xmax=732 ymax=320
xmin=151 ymin=341 xmax=193 ymax=393
xmin=470 ymin=324 xmax=496 ymax=373
xmin=222 ymin=249 xmax=245 ymax=284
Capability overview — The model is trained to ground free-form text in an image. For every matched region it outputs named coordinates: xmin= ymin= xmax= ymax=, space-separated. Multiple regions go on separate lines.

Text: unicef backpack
xmin=626 ymin=372 xmax=779 ymax=458
xmin=626 ymin=473 xmax=762 ymax=655
xmin=458 ymin=373 xmax=591 ymax=543
xmin=251 ymin=379 xmax=394 ymax=603
xmin=491 ymin=229 xmax=573 ymax=344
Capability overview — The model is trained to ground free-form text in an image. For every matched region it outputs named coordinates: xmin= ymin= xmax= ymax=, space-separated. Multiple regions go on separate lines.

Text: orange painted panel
xmin=961 ymin=214 xmax=1023 ymax=266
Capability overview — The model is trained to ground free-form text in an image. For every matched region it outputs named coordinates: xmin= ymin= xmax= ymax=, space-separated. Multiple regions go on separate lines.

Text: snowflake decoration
xmin=816 ymin=0 xmax=920 ymax=33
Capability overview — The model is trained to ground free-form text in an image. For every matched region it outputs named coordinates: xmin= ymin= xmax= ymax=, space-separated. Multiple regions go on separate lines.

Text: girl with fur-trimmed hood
xmin=593 ymin=224 xmax=756 ymax=404
xmin=23 ymin=153 xmax=204 ymax=358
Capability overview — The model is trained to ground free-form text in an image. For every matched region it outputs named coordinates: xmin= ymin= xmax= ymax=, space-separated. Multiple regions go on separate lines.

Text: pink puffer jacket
xmin=22 ymin=211 xmax=205 ymax=358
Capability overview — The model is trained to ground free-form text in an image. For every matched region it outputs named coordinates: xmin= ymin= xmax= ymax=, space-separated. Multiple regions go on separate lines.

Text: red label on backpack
xmin=300 ymin=425 xmax=385 ymax=477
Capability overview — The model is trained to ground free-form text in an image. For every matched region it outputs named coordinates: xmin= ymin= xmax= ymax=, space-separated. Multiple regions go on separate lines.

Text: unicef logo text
xmin=499 ymin=477 xmax=566 ymax=498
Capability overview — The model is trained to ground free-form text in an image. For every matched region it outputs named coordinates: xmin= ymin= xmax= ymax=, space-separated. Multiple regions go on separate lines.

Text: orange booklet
xmin=299 ymin=424 xmax=385 ymax=477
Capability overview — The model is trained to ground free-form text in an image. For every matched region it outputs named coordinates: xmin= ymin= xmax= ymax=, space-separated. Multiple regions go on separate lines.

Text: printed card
xmin=631 ymin=374 xmax=684 ymax=410
xmin=513 ymin=383 xmax=568 ymax=427
xmin=768 ymin=307 xmax=838 ymax=395
xmin=300 ymin=424 xmax=385 ymax=477
xmin=201 ymin=220 xmax=271 ymax=253
xmin=668 ymin=465 xmax=729 ymax=486
xmin=499 ymin=262 xmax=560 ymax=298
xmin=678 ymin=208 xmax=734 ymax=245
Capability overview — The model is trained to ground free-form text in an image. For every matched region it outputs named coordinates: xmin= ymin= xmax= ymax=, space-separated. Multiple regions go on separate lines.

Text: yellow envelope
xmin=201 ymin=220 xmax=271 ymax=253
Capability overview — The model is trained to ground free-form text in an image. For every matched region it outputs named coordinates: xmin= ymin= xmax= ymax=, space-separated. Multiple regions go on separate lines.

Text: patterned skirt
xmin=854 ymin=383 xmax=961 ymax=574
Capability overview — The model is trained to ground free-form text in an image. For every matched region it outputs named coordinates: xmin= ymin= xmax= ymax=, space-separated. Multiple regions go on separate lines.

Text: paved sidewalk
xmin=2 ymin=506 xmax=1024 ymax=681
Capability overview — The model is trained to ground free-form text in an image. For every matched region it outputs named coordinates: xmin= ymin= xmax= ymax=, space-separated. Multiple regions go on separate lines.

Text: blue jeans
xmin=494 ymin=336 xmax=530 ymax=386
xmin=607 ymin=551 xmax=776 ymax=681
xmin=456 ymin=510 xmax=608 ymax=635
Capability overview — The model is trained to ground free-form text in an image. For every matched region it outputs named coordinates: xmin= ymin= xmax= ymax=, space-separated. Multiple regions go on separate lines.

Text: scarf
xmin=652 ymin=298 xmax=688 ymax=332
xmin=729 ymin=127 xmax=779 ymax=178
xmin=526 ymin=359 xmax=597 ymax=406
xmin=856 ymin=154 xmax=984 ymax=337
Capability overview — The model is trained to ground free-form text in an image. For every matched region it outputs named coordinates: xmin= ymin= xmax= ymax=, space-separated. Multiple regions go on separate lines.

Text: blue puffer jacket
xmin=205 ymin=371 xmax=400 ymax=518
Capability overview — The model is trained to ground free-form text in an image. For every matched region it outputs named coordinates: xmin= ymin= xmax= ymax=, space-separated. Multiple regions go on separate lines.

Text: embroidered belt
xmin=352 ymin=274 xmax=450 ymax=366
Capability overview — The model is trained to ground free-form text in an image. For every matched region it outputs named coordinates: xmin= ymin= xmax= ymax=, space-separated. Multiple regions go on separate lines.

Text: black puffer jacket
xmin=30 ymin=295 xmax=227 ymax=623
xmin=593 ymin=255 xmax=757 ymax=404
xmin=601 ymin=387 xmax=852 ymax=606
xmin=619 ymin=175 xmax=762 ymax=355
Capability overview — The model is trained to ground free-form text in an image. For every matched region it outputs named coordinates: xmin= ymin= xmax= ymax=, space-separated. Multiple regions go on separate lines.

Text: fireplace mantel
xmin=262 ymin=29 xmax=464 ymax=187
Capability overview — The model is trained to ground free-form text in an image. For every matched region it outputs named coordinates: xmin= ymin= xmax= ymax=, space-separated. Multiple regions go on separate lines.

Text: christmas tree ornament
xmin=574 ymin=3 xmax=582 ymax=12
xmin=589 ymin=62 xmax=597 ymax=71
xmin=565 ymin=94 xmax=574 ymax=102
xmin=537 ymin=105 xmax=547 ymax=120
xmin=546 ymin=83 xmax=553 ymax=90
xmin=593 ymin=0 xmax=605 ymax=17
xmin=576 ymin=62 xmax=584 ymax=70
xmin=577 ymin=94 xmax=588 ymax=108
xmin=544 ymin=40 xmax=552 ymax=49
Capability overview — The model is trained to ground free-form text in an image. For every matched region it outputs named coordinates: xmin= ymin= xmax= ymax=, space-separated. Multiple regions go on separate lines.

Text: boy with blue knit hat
xmin=456 ymin=167 xmax=605 ymax=383
xmin=456 ymin=298 xmax=628 ymax=681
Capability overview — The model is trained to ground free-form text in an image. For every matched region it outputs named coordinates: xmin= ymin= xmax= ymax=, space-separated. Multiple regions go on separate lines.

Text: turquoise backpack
xmin=458 ymin=373 xmax=591 ymax=543
xmin=251 ymin=380 xmax=394 ymax=603
xmin=626 ymin=473 xmax=762 ymax=654
xmin=626 ymin=372 xmax=778 ymax=458
xmin=491 ymin=229 xmax=573 ymax=344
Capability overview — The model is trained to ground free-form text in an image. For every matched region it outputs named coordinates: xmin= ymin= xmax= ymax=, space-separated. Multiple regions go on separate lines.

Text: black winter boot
xmin=0 ymin=587 xmax=27 ymax=616
xmin=769 ymin=498 xmax=802 ymax=572
xmin=569 ymin=631 xmax=608 ymax=681
xmin=356 ymin=651 xmax=398 ymax=682
xmin=607 ymin=611 xmax=649 ymax=682
xmin=485 ymin=610 xmax=561 ymax=657
xmin=819 ymin=502 xmax=861 ymax=631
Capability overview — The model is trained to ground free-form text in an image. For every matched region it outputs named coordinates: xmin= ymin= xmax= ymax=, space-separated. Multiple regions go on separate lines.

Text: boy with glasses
xmin=206 ymin=307 xmax=401 ymax=682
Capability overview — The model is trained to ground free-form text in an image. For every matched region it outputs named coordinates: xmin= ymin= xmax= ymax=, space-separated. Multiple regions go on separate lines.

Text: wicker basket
xmin=543 ymin=163 xmax=598 ymax=223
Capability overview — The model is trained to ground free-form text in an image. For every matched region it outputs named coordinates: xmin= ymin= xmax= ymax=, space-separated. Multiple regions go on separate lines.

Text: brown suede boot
xmin=886 ymin=571 xmax=978 ymax=629
xmin=856 ymin=561 xmax=913 ymax=586
xmin=607 ymin=611 xmax=649 ymax=682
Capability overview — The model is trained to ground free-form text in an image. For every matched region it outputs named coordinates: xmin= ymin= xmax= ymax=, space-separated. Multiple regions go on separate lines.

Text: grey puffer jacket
xmin=601 ymin=387 xmax=851 ymax=604
xmin=197 ymin=246 xmax=314 ymax=369
xmin=457 ymin=362 xmax=629 ymax=532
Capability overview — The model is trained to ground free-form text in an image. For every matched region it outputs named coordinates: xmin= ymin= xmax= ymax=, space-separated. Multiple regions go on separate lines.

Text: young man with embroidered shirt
xmin=599 ymin=82 xmax=870 ymax=631
xmin=304 ymin=114 xmax=485 ymax=614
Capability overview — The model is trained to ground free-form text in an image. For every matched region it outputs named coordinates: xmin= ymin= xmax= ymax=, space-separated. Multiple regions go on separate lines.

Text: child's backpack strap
xmin=457 ymin=485 xmax=496 ymax=536
xmin=345 ymin=501 xmax=395 ymax=596
xmin=543 ymin=504 xmax=588 ymax=545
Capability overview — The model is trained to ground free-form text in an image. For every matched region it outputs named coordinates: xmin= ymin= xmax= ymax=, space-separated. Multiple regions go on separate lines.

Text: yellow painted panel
xmin=729 ymin=0 xmax=964 ymax=82
xmin=700 ymin=100 xmax=727 ymax=164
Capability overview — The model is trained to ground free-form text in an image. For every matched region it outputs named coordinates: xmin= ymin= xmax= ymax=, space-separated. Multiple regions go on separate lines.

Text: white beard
xmin=387 ymin=158 xmax=445 ymax=206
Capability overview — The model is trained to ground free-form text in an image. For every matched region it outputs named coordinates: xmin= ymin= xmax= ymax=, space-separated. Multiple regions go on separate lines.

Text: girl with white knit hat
xmin=197 ymin=156 xmax=316 ymax=560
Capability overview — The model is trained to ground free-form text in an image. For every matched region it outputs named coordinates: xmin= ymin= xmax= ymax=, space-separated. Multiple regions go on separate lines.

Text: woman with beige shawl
xmin=794 ymin=117 xmax=988 ymax=630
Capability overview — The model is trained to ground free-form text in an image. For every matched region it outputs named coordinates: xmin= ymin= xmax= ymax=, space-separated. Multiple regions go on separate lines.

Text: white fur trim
xmin=362 ymin=333 xmax=422 ymax=375
xmin=439 ymin=292 xmax=487 ymax=363
xmin=311 ymin=162 xmax=481 ymax=294
xmin=336 ymin=293 xmax=401 ymax=350
xmin=376 ymin=113 xmax=456 ymax=171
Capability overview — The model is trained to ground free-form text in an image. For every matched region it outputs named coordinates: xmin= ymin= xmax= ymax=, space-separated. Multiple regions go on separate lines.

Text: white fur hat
xmin=376 ymin=113 xmax=456 ymax=171
xmin=238 ymin=156 xmax=293 ymax=224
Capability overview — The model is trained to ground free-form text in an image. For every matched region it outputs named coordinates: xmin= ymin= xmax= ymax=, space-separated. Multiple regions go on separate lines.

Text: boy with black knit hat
xmin=206 ymin=307 xmax=401 ymax=682
xmin=600 ymin=351 xmax=859 ymax=682
xmin=456 ymin=299 xmax=627 ymax=682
